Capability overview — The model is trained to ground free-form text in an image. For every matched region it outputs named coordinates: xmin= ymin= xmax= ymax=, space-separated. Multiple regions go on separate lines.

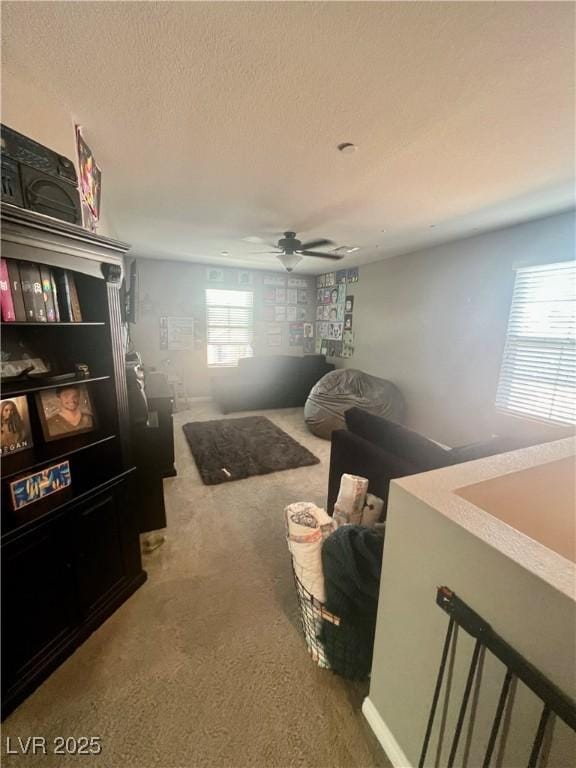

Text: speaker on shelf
xmin=1 ymin=124 xmax=82 ymax=225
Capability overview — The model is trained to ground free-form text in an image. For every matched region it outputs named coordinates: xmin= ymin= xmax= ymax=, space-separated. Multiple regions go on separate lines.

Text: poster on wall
xmin=336 ymin=269 xmax=348 ymax=285
xmin=347 ymin=268 xmax=359 ymax=283
xmin=342 ymin=330 xmax=354 ymax=358
xmin=266 ymin=324 xmax=282 ymax=347
xmin=317 ymin=275 xmax=326 ymax=288
xmin=345 ymin=296 xmax=354 ymax=313
xmin=263 ymin=274 xmax=286 ymax=286
xmin=316 ymin=306 xmax=323 ymax=321
xmin=287 ymin=306 xmax=297 ymax=322
xmin=303 ymin=323 xmax=313 ymax=339
xmin=327 ymin=305 xmax=339 ymax=322
xmin=289 ymin=322 xmax=304 ymax=346
xmin=303 ymin=339 xmax=315 ymax=354
xmin=344 ymin=314 xmax=353 ymax=331
xmin=76 ymin=126 xmax=102 ymax=224
xmin=264 ymin=287 xmax=276 ymax=305
xmin=167 ymin=316 xmax=195 ymax=350
xmin=276 ymin=288 xmax=286 ymax=304
xmin=159 ymin=316 xmax=195 ymax=350
xmin=337 ymin=284 xmax=346 ymax=304
xmin=315 ymin=337 xmax=322 ymax=354
xmin=328 ymin=322 xmax=343 ymax=340
xmin=287 ymin=288 xmax=298 ymax=305
xmin=327 ymin=341 xmax=342 ymax=358
xmin=297 ymin=289 xmax=308 ymax=304
xmin=274 ymin=305 xmax=286 ymax=322
xmin=288 ymin=277 xmax=308 ymax=288
xmin=325 ymin=273 xmax=336 ymax=287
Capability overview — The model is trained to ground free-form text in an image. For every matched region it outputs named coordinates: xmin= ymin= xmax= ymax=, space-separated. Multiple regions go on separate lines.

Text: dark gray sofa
xmin=327 ymin=408 xmax=534 ymax=517
xmin=211 ymin=354 xmax=334 ymax=413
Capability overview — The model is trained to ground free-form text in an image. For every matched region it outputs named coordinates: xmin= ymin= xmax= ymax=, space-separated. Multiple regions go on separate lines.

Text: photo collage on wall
xmin=315 ymin=268 xmax=358 ymax=358
xmin=263 ymin=275 xmax=315 ymax=352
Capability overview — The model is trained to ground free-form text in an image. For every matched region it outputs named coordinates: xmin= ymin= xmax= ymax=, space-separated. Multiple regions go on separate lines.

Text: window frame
xmin=205 ymin=287 xmax=254 ymax=368
xmin=495 ymin=260 xmax=575 ymax=427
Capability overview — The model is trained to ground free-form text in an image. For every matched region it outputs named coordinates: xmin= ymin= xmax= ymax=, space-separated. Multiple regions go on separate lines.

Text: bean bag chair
xmin=304 ymin=368 xmax=404 ymax=439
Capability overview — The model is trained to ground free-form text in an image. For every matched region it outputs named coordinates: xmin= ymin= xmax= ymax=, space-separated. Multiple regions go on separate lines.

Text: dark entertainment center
xmin=1 ymin=204 xmax=147 ymax=719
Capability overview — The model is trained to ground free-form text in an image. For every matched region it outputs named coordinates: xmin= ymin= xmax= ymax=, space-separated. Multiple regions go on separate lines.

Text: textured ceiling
xmin=2 ymin=1 xmax=575 ymax=273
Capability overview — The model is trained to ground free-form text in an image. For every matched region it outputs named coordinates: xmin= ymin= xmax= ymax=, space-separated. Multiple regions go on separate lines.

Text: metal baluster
xmin=482 ymin=670 xmax=513 ymax=768
xmin=447 ymin=638 xmax=482 ymax=768
xmin=418 ymin=617 xmax=455 ymax=768
xmin=527 ymin=706 xmax=551 ymax=768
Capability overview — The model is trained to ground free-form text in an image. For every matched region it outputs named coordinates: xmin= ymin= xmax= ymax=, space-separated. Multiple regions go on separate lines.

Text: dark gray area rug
xmin=182 ymin=415 xmax=320 ymax=485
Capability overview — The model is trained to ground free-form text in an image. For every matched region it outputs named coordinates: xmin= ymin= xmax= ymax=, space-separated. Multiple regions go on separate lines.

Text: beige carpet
xmin=2 ymin=403 xmax=389 ymax=768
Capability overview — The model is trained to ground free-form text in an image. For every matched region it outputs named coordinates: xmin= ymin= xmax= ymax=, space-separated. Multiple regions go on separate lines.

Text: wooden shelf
xmin=1 ymin=321 xmax=106 ymax=327
xmin=1 ymin=433 xmax=118 ymax=482
xmin=1 ymin=375 xmax=111 ymax=398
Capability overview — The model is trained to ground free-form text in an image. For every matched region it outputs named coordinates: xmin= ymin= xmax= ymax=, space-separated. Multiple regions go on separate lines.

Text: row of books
xmin=0 ymin=259 xmax=83 ymax=323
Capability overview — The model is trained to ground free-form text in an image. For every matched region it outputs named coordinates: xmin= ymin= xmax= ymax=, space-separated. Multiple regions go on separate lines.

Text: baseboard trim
xmin=362 ymin=697 xmax=413 ymax=768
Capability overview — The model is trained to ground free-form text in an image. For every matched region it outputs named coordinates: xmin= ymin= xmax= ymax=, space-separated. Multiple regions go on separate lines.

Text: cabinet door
xmin=74 ymin=488 xmax=128 ymax=616
xmin=1 ymin=518 xmax=77 ymax=692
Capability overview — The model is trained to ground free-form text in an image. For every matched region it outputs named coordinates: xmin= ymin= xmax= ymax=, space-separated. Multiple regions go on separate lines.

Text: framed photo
xmin=1 ymin=396 xmax=33 ymax=456
xmin=344 ymin=314 xmax=353 ymax=331
xmin=303 ymin=323 xmax=314 ymax=339
xmin=36 ymin=385 xmax=97 ymax=442
xmin=237 ymin=271 xmax=253 ymax=286
xmin=10 ymin=460 xmax=71 ymax=510
xmin=345 ymin=296 xmax=354 ymax=313
xmin=207 ymin=267 xmax=224 ymax=283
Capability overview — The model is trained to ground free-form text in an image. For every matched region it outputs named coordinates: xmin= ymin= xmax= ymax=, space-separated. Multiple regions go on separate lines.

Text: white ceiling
xmin=2 ymin=2 xmax=575 ymax=274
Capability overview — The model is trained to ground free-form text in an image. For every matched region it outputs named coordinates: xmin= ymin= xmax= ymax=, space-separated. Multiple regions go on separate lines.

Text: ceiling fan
xmin=255 ymin=231 xmax=345 ymax=272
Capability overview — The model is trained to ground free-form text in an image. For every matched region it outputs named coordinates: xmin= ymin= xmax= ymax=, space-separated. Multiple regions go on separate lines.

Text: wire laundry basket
xmin=290 ymin=559 xmax=370 ymax=681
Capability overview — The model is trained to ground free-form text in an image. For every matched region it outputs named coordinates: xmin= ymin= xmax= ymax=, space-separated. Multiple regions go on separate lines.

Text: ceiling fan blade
xmin=299 ymin=250 xmax=344 ymax=260
xmin=248 ymin=250 xmax=283 ymax=254
xmin=299 ymin=238 xmax=333 ymax=251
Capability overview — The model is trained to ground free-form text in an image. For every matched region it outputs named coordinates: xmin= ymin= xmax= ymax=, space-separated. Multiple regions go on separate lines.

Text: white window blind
xmin=496 ymin=261 xmax=575 ymax=426
xmin=206 ymin=288 xmax=254 ymax=367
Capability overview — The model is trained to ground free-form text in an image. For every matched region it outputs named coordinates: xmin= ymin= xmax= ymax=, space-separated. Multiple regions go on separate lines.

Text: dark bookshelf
xmin=1 ymin=205 xmax=146 ymax=720
xmin=2 ymin=374 xmax=111 ymax=398
xmin=1 ymin=432 xmax=118 ymax=483
xmin=1 ymin=321 xmax=106 ymax=327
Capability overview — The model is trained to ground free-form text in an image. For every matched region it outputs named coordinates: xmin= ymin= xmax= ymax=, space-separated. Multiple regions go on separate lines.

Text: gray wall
xmin=129 ymin=259 xmax=316 ymax=399
xmin=337 ymin=211 xmax=575 ymax=446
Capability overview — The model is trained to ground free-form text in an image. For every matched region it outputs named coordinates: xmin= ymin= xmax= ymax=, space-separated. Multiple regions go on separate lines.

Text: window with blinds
xmin=495 ymin=261 xmax=575 ymax=426
xmin=206 ymin=288 xmax=254 ymax=367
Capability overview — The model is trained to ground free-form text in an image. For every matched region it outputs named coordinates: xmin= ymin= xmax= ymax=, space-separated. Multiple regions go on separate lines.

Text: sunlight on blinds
xmin=496 ymin=261 xmax=575 ymax=426
xmin=206 ymin=288 xmax=254 ymax=367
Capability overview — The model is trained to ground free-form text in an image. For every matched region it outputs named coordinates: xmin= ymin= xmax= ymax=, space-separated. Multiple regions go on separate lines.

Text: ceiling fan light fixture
xmin=278 ymin=252 xmax=302 ymax=272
